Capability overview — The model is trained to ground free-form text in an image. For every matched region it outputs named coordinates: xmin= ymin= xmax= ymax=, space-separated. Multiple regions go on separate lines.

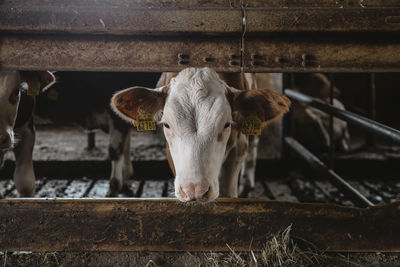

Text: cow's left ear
xmin=20 ymin=71 xmax=56 ymax=93
xmin=232 ymin=89 xmax=291 ymax=124
xmin=111 ymin=86 xmax=167 ymax=124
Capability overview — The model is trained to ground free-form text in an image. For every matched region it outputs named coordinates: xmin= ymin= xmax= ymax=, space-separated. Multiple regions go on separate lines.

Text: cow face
xmin=111 ymin=68 xmax=290 ymax=202
xmin=0 ymin=71 xmax=55 ymax=152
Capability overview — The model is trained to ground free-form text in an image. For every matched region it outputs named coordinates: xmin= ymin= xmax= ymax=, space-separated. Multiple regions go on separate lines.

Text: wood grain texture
xmin=0 ymin=35 xmax=241 ymax=72
xmin=0 ymin=199 xmax=399 ymax=252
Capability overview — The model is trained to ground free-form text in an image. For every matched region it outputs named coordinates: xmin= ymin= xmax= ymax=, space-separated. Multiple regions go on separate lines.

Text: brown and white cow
xmin=34 ymin=71 xmax=161 ymax=197
xmin=292 ymin=73 xmax=350 ymax=151
xmin=111 ymin=68 xmax=290 ymax=202
xmin=0 ymin=70 xmax=55 ymax=197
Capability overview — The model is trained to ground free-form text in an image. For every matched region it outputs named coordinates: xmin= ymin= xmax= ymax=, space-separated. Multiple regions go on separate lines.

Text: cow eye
xmin=163 ymin=123 xmax=170 ymax=129
xmin=224 ymin=122 xmax=231 ymax=129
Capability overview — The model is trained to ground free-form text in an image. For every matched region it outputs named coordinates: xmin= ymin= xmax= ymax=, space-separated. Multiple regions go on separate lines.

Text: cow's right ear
xmin=111 ymin=86 xmax=167 ymax=124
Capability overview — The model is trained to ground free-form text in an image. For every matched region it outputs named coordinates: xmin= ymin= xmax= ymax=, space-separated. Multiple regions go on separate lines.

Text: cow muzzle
xmin=177 ymin=183 xmax=212 ymax=202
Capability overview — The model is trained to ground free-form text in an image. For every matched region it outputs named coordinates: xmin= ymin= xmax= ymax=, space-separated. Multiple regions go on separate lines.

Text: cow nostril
xmin=179 ymin=185 xmax=194 ymax=201
xmin=199 ymin=186 xmax=211 ymax=201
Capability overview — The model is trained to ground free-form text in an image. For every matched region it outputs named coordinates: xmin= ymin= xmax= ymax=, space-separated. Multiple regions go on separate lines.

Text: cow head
xmin=0 ymin=71 xmax=55 ymax=153
xmin=111 ymin=68 xmax=290 ymax=202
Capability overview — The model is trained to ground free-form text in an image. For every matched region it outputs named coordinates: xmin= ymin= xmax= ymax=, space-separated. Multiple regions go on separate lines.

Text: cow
xmin=0 ymin=70 xmax=55 ymax=197
xmin=291 ymin=73 xmax=350 ymax=152
xmin=34 ymin=72 xmax=161 ymax=197
xmin=111 ymin=67 xmax=290 ymax=202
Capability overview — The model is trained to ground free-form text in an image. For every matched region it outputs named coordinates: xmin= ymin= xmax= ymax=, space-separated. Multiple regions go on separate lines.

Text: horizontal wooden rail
xmin=0 ymin=0 xmax=399 ymax=72
xmin=0 ymin=199 xmax=399 ymax=252
xmin=1 ymin=1 xmax=399 ymax=35
xmin=1 ymin=34 xmax=400 ymax=72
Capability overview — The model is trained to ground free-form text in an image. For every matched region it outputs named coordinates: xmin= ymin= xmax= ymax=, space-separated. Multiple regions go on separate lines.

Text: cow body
xmin=292 ymin=73 xmax=350 ymax=151
xmin=35 ymin=72 xmax=161 ymax=196
xmin=112 ymin=68 xmax=290 ymax=202
xmin=0 ymin=71 xmax=55 ymax=197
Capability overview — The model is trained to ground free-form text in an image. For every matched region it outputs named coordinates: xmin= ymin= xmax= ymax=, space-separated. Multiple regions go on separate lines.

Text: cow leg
xmin=305 ymin=108 xmax=331 ymax=147
xmin=121 ymin=128 xmax=134 ymax=196
xmin=13 ymin=121 xmax=35 ymax=197
xmin=219 ymin=134 xmax=248 ymax=198
xmin=239 ymin=135 xmax=259 ymax=197
xmin=106 ymin=116 xmax=132 ymax=197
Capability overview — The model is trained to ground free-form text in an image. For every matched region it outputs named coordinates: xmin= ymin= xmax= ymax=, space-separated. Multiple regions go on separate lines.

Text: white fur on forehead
xmin=171 ymin=67 xmax=227 ymax=93
xmin=164 ymin=68 xmax=231 ymax=136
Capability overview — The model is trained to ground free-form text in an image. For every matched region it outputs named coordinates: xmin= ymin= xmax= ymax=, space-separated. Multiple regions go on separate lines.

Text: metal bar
xmin=1 ymin=198 xmax=399 ymax=252
xmin=285 ymin=137 xmax=374 ymax=207
xmin=366 ymin=73 xmax=377 ymax=146
xmin=285 ymin=89 xmax=400 ymax=144
xmin=328 ymin=73 xmax=334 ymax=169
xmin=281 ymin=74 xmax=293 ymax=161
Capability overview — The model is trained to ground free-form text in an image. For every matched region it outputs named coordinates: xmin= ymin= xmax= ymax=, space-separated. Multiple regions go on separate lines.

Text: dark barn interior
xmin=0 ymin=0 xmax=399 ymax=266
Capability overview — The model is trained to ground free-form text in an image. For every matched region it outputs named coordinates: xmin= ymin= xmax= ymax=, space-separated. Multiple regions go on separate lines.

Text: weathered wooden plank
xmin=0 ymin=7 xmax=241 ymax=36
xmin=1 ymin=0 xmax=241 ymax=8
xmin=0 ymin=35 xmax=241 ymax=72
xmin=244 ymin=36 xmax=400 ymax=72
xmin=1 ymin=1 xmax=399 ymax=35
xmin=245 ymin=0 xmax=400 ymax=7
xmin=246 ymin=8 xmax=400 ymax=33
xmin=0 ymin=199 xmax=398 ymax=252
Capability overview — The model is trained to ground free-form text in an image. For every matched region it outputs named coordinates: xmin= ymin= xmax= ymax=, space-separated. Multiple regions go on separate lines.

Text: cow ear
xmin=20 ymin=71 xmax=56 ymax=93
xmin=232 ymin=89 xmax=291 ymax=124
xmin=111 ymin=86 xmax=167 ymax=124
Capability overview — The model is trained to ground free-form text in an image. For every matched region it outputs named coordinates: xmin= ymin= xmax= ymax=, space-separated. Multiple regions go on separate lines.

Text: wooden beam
xmin=0 ymin=199 xmax=399 ymax=252
xmin=1 ymin=1 xmax=399 ymax=35
xmin=0 ymin=35 xmax=241 ymax=72
xmin=1 ymin=1 xmax=400 ymax=72
xmin=246 ymin=8 xmax=400 ymax=33
xmin=244 ymin=35 xmax=400 ymax=72
xmin=245 ymin=0 xmax=400 ymax=8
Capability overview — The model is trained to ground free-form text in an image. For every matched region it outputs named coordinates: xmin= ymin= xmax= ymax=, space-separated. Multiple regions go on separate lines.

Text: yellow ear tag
xmin=134 ymin=113 xmax=156 ymax=131
xmin=27 ymin=79 xmax=40 ymax=96
xmin=241 ymin=115 xmax=262 ymax=136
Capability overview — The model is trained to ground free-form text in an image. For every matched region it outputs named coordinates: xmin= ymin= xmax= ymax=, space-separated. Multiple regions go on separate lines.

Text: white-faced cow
xmin=111 ymin=68 xmax=290 ymax=202
xmin=34 ymin=72 xmax=161 ymax=197
xmin=0 ymin=70 xmax=55 ymax=197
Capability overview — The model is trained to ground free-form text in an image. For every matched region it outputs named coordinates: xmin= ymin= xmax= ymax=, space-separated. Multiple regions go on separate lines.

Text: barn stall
xmin=0 ymin=0 xmax=400 ymax=265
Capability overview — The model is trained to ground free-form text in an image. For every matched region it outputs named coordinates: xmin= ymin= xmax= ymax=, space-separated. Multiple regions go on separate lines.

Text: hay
xmin=201 ymin=225 xmax=329 ymax=267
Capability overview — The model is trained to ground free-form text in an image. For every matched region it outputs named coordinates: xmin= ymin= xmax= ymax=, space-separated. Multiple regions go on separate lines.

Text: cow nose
xmin=179 ymin=184 xmax=211 ymax=202
xmin=0 ymin=132 xmax=11 ymax=149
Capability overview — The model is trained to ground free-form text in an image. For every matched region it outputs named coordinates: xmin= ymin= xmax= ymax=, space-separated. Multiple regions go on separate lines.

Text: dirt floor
xmin=1 ymin=125 xmax=400 ymax=266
